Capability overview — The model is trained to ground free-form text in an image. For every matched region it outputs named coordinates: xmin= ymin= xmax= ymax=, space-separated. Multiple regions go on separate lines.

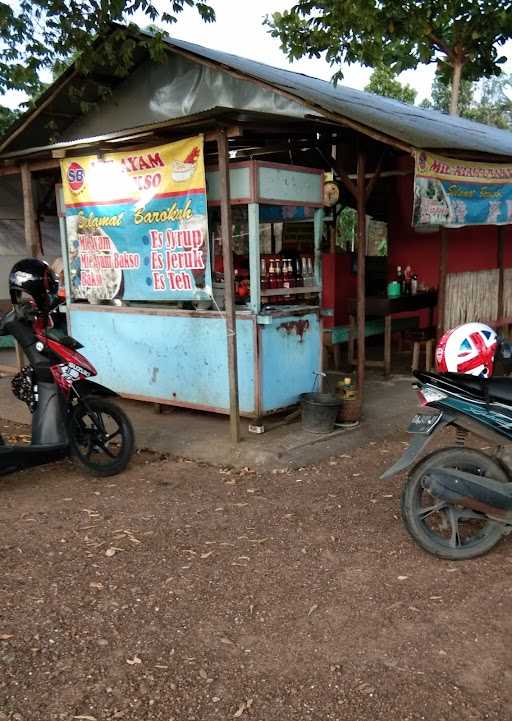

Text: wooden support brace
xmin=217 ymin=129 xmax=240 ymax=444
xmin=20 ymin=163 xmax=40 ymax=258
xmin=365 ymin=150 xmax=386 ymax=203
xmin=356 ymin=150 xmax=367 ymax=398
xmin=325 ymin=154 xmax=357 ymax=198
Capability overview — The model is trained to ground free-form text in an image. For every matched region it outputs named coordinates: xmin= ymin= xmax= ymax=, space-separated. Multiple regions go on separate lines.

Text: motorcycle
xmin=0 ymin=300 xmax=134 ymax=477
xmin=383 ymin=344 xmax=512 ymax=560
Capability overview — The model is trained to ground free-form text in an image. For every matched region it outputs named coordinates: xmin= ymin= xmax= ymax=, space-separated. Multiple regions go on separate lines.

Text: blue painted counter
xmin=258 ymin=312 xmax=320 ymax=413
xmin=69 ymin=305 xmax=320 ymax=417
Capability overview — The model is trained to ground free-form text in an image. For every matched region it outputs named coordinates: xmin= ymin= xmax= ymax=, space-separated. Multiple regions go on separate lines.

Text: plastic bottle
xmin=268 ymin=260 xmax=276 ymax=304
xmin=411 ymin=274 xmax=418 ymax=295
xmin=275 ymin=257 xmax=283 ymax=304
xmin=396 ymin=265 xmax=403 ymax=294
xmin=260 ymin=257 xmax=268 ymax=291
xmin=282 ymin=258 xmax=292 ymax=303
xmin=307 ymin=256 xmax=314 ymax=289
xmin=404 ymin=265 xmax=412 ymax=296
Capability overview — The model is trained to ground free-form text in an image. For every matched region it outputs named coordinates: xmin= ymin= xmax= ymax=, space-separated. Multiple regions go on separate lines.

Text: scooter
xmin=383 ymin=347 xmax=512 ymax=559
xmin=0 ymin=301 xmax=134 ymax=476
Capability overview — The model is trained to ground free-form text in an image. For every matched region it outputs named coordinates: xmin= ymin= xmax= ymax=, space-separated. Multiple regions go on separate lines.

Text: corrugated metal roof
xmin=163 ymin=36 xmax=512 ymax=158
xmin=3 ymin=26 xmax=512 ymax=159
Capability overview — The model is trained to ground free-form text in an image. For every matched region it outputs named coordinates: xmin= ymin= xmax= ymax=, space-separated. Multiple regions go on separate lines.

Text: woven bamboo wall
xmin=444 ymin=270 xmax=499 ymax=329
xmin=503 ymin=269 xmax=512 ymax=319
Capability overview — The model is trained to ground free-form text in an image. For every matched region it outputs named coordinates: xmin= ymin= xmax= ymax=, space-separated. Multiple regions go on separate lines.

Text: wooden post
xmin=248 ymin=203 xmax=260 ymax=313
xmin=498 ymin=226 xmax=505 ymax=323
xmin=18 ymin=163 xmax=39 ymax=368
xmin=384 ymin=314 xmax=391 ymax=377
xmin=314 ymin=207 xmax=325 ymax=389
xmin=15 ymin=342 xmax=24 ymax=372
xmin=356 ymin=151 xmax=367 ymax=399
xmin=217 ymin=129 xmax=240 ymax=444
xmin=437 ymin=228 xmax=448 ymax=338
xmin=20 ymin=163 xmax=39 ymax=257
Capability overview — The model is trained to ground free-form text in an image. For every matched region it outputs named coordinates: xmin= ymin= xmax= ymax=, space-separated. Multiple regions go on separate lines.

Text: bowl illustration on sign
xmin=172 ymin=146 xmax=200 ymax=182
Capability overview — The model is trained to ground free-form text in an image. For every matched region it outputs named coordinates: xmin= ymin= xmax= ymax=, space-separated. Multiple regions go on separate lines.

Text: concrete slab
xmin=0 ymin=370 xmax=419 ymax=469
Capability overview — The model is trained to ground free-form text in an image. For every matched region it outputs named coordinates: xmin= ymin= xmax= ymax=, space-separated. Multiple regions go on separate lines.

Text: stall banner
xmin=60 ymin=136 xmax=211 ymax=303
xmin=413 ymin=150 xmax=512 ymax=227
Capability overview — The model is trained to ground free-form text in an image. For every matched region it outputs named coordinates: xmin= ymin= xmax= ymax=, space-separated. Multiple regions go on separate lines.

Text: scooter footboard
xmin=0 ymin=444 xmax=68 ymax=475
xmin=32 ymin=382 xmax=69 ymax=446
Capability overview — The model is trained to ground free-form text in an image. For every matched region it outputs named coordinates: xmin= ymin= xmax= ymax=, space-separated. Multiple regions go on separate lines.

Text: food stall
xmin=59 ymin=136 xmax=324 ymax=418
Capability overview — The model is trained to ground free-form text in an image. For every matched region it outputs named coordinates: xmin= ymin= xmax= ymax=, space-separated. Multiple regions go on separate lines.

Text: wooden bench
xmin=325 ymin=316 xmax=420 ymax=374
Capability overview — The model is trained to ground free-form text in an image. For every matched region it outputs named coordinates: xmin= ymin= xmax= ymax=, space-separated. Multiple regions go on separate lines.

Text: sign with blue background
xmin=60 ymin=136 xmax=212 ymax=303
xmin=413 ymin=150 xmax=512 ymax=227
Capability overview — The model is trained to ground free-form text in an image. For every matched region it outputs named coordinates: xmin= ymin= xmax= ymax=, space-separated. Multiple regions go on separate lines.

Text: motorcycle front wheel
xmin=69 ymin=396 xmax=135 ymax=477
xmin=401 ymin=447 xmax=509 ymax=560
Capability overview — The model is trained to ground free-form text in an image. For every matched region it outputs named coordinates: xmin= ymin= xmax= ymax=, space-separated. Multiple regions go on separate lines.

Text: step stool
xmin=410 ymin=333 xmax=435 ymax=372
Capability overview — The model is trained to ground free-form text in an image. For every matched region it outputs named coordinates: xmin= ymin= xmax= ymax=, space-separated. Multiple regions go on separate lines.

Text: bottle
xmin=396 ymin=265 xmax=403 ymax=294
xmin=295 ymin=257 xmax=303 ymax=286
xmin=411 ymin=273 xmax=418 ymax=295
xmin=305 ymin=256 xmax=315 ymax=302
xmin=307 ymin=256 xmax=314 ymax=288
xmin=260 ymin=257 xmax=268 ymax=292
xmin=234 ymin=269 xmax=240 ymax=300
xmin=268 ymin=260 xmax=277 ymax=304
xmin=404 ymin=265 xmax=412 ymax=296
xmin=287 ymin=258 xmax=296 ymax=293
xmin=301 ymin=256 xmax=309 ymax=287
xmin=282 ymin=258 xmax=293 ymax=303
xmin=275 ymin=257 xmax=283 ymax=304
xmin=294 ymin=257 xmax=303 ymax=303
xmin=299 ymin=256 xmax=307 ymax=302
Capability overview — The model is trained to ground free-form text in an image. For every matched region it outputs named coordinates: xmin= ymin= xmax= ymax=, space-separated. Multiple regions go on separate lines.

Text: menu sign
xmin=60 ymin=136 xmax=211 ymax=303
xmin=413 ymin=150 xmax=512 ymax=228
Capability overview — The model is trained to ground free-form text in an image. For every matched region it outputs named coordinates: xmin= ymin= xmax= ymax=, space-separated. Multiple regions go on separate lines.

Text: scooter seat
xmin=437 ymin=372 xmax=512 ymax=404
xmin=486 ymin=377 xmax=512 ymax=404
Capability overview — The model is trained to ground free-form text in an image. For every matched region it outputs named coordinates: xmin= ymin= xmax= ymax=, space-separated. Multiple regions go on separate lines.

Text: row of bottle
xmin=396 ymin=265 xmax=419 ymax=296
xmin=260 ymin=255 xmax=316 ymax=304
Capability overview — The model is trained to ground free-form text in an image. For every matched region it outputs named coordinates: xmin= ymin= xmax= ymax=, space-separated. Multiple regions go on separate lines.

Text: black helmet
xmin=9 ymin=258 xmax=59 ymax=312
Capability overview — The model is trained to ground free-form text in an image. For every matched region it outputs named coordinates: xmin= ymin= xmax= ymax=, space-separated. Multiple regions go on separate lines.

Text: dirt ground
xmin=1 ymin=422 xmax=512 ymax=721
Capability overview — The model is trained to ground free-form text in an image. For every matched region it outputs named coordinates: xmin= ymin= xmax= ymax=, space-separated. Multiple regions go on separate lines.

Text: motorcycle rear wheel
xmin=70 ymin=397 xmax=135 ymax=477
xmin=401 ymin=447 xmax=509 ymax=560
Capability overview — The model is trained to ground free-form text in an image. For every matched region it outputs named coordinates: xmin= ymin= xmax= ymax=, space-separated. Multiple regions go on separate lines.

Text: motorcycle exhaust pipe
xmin=423 ymin=467 xmax=512 ymax=522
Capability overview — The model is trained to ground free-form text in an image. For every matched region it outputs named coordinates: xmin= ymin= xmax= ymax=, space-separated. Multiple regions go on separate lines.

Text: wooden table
xmin=347 ymin=291 xmax=438 ymax=376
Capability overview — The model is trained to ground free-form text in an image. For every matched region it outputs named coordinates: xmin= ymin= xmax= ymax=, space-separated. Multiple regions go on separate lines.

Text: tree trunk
xmin=449 ymin=59 xmax=463 ymax=116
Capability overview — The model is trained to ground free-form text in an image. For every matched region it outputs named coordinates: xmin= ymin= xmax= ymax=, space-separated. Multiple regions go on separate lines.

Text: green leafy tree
xmin=421 ymin=74 xmax=512 ymax=129
xmin=266 ymin=1 xmax=512 ymax=116
xmin=364 ymin=66 xmax=417 ymax=104
xmin=0 ymin=105 xmax=20 ymax=136
xmin=0 ymin=1 xmax=216 ymax=101
xmin=420 ymin=76 xmax=474 ymax=115
xmin=468 ymin=76 xmax=512 ymax=128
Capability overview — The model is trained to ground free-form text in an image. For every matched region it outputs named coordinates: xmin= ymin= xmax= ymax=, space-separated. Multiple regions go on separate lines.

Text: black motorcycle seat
xmin=420 ymin=371 xmax=512 ymax=404
xmin=486 ymin=377 xmax=512 ymax=403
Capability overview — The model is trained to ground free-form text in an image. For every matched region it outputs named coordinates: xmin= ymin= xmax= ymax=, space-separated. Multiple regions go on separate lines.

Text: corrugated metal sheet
xmin=61 ymin=53 xmax=310 ymax=142
xmin=164 ymin=36 xmax=512 ymax=157
xmin=3 ymin=26 xmax=512 ymax=159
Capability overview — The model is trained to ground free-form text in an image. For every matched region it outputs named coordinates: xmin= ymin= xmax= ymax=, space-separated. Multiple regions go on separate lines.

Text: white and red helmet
xmin=435 ymin=323 xmax=498 ymax=377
